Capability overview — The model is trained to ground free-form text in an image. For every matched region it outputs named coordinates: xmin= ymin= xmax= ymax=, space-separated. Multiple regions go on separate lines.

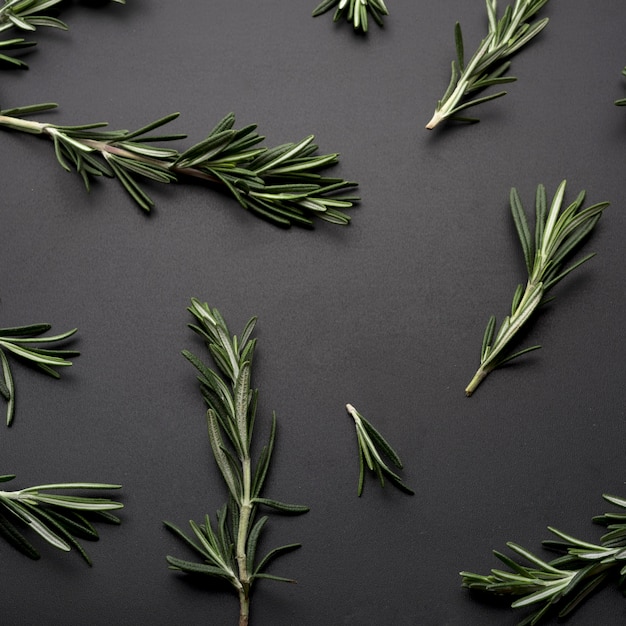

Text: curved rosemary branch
xmin=426 ymin=0 xmax=550 ymax=129
xmin=165 ymin=300 xmax=309 ymax=626
xmin=0 ymin=103 xmax=358 ymax=228
xmin=466 ymin=181 xmax=608 ymax=396
xmin=461 ymin=493 xmax=626 ymax=625
xmin=0 ymin=474 xmax=122 ymax=563
xmin=346 ymin=403 xmax=413 ymax=496
xmin=312 ymin=0 xmax=389 ymax=32
xmin=0 ymin=0 xmax=124 ymax=69
xmin=0 ymin=318 xmax=79 ymax=426
xmin=615 ymin=67 xmax=626 ymax=106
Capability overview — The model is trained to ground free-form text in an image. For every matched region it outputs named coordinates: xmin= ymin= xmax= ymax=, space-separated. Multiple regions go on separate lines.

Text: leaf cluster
xmin=426 ymin=0 xmax=550 ymax=128
xmin=346 ymin=403 xmax=413 ymax=496
xmin=461 ymin=493 xmax=626 ymax=625
xmin=0 ymin=320 xmax=79 ymax=426
xmin=0 ymin=474 xmax=122 ymax=564
xmin=312 ymin=0 xmax=389 ymax=33
xmin=166 ymin=300 xmax=308 ymax=621
xmin=0 ymin=104 xmax=359 ymax=228
xmin=0 ymin=0 xmax=124 ymax=70
xmin=466 ymin=181 xmax=608 ymax=396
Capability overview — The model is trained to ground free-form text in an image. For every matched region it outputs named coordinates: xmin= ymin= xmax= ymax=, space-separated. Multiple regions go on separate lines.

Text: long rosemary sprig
xmin=346 ymin=403 xmax=413 ymax=496
xmin=465 ymin=181 xmax=608 ymax=396
xmin=165 ymin=300 xmax=309 ymax=626
xmin=0 ymin=0 xmax=124 ymax=69
xmin=426 ymin=0 xmax=550 ymax=129
xmin=312 ymin=0 xmax=389 ymax=33
xmin=461 ymin=493 xmax=626 ymax=625
xmin=0 ymin=319 xmax=79 ymax=426
xmin=0 ymin=103 xmax=358 ymax=228
xmin=0 ymin=474 xmax=122 ymax=563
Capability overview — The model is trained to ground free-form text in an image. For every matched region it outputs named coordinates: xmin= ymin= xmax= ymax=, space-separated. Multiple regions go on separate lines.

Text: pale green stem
xmin=236 ymin=455 xmax=253 ymax=626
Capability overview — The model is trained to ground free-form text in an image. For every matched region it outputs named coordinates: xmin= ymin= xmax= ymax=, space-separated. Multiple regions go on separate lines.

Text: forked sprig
xmin=312 ymin=0 xmax=389 ymax=33
xmin=465 ymin=181 xmax=608 ymax=396
xmin=0 ymin=0 xmax=124 ymax=70
xmin=346 ymin=403 xmax=413 ymax=496
xmin=0 ymin=319 xmax=79 ymax=426
xmin=461 ymin=493 xmax=626 ymax=625
xmin=165 ymin=300 xmax=309 ymax=626
xmin=0 ymin=104 xmax=359 ymax=228
xmin=0 ymin=474 xmax=122 ymax=564
xmin=426 ymin=0 xmax=550 ymax=129
xmin=615 ymin=67 xmax=626 ymax=106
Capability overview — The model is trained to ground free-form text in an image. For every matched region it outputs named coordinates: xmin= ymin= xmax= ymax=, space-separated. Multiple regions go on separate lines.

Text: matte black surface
xmin=1 ymin=1 xmax=625 ymax=624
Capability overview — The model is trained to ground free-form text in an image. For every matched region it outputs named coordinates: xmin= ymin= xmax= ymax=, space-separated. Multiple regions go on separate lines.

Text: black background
xmin=1 ymin=1 xmax=625 ymax=624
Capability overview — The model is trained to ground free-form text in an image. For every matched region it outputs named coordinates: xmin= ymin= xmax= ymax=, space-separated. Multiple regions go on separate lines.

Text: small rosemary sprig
xmin=615 ymin=67 xmax=626 ymax=106
xmin=426 ymin=0 xmax=550 ymax=129
xmin=0 ymin=319 xmax=79 ymax=426
xmin=465 ymin=181 xmax=608 ymax=396
xmin=312 ymin=0 xmax=389 ymax=33
xmin=346 ymin=404 xmax=413 ymax=496
xmin=461 ymin=493 xmax=626 ymax=625
xmin=0 ymin=474 xmax=122 ymax=564
xmin=0 ymin=103 xmax=358 ymax=228
xmin=165 ymin=300 xmax=309 ymax=626
xmin=0 ymin=0 xmax=124 ymax=70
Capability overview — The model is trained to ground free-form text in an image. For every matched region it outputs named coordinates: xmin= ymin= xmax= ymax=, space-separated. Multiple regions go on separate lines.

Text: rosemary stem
xmin=236 ymin=455 xmax=253 ymax=625
xmin=0 ymin=114 xmax=45 ymax=134
xmin=464 ymin=365 xmax=491 ymax=397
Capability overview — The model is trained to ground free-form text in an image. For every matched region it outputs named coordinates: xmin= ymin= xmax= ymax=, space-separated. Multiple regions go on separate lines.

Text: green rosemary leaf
xmin=252 ymin=498 xmax=310 ymax=514
xmin=0 ymin=510 xmax=40 ymax=559
xmin=252 ymin=542 xmax=302 ymax=578
xmin=427 ymin=1 xmax=550 ymax=129
xmin=168 ymin=302 xmax=308 ymax=625
xmin=466 ymin=181 xmax=607 ymax=396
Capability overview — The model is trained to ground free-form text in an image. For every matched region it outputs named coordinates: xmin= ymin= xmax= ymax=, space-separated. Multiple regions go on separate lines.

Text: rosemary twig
xmin=165 ymin=300 xmax=309 ymax=626
xmin=426 ymin=0 xmax=550 ymax=129
xmin=0 ymin=104 xmax=358 ymax=228
xmin=0 ymin=0 xmax=124 ymax=70
xmin=312 ymin=0 xmax=389 ymax=32
xmin=615 ymin=67 xmax=626 ymax=106
xmin=465 ymin=181 xmax=608 ymax=396
xmin=461 ymin=493 xmax=626 ymax=625
xmin=0 ymin=318 xmax=79 ymax=426
xmin=346 ymin=403 xmax=413 ymax=496
xmin=0 ymin=474 xmax=122 ymax=563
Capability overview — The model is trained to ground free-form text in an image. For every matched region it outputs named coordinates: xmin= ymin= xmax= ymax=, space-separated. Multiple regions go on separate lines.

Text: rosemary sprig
xmin=165 ymin=300 xmax=309 ymax=626
xmin=426 ymin=0 xmax=550 ymax=129
xmin=0 ymin=319 xmax=79 ymax=426
xmin=346 ymin=403 xmax=413 ymax=496
xmin=312 ymin=0 xmax=389 ymax=32
xmin=0 ymin=0 xmax=124 ymax=70
xmin=615 ymin=67 xmax=626 ymax=106
xmin=0 ymin=103 xmax=358 ymax=228
xmin=0 ymin=474 xmax=122 ymax=564
xmin=465 ymin=181 xmax=608 ymax=396
xmin=461 ymin=493 xmax=626 ymax=625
